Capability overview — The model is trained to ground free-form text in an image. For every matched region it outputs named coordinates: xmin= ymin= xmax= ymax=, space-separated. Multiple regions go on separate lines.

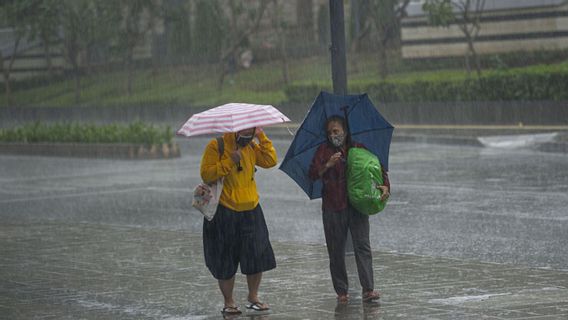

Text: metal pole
xmin=329 ymin=0 xmax=348 ymax=95
xmin=329 ymin=0 xmax=354 ymax=255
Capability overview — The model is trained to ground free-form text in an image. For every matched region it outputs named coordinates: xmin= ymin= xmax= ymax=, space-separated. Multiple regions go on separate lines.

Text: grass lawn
xmin=2 ymin=54 xmax=568 ymax=108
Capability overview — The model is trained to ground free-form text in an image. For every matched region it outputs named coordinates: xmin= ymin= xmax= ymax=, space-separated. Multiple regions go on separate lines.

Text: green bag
xmin=347 ymin=147 xmax=387 ymax=215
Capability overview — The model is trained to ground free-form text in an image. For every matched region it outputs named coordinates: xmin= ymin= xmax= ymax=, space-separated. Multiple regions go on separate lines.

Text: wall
xmin=401 ymin=1 xmax=568 ymax=58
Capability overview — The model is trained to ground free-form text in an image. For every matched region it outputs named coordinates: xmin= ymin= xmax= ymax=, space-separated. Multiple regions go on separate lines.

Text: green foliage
xmin=193 ymin=0 xmax=225 ymax=63
xmin=0 ymin=122 xmax=173 ymax=145
xmin=392 ymin=49 xmax=568 ymax=73
xmin=422 ymin=0 xmax=455 ymax=27
xmin=317 ymin=3 xmax=330 ymax=47
xmin=164 ymin=1 xmax=192 ymax=63
xmin=285 ymin=66 xmax=568 ymax=103
xmin=116 ymin=0 xmax=157 ymax=57
xmin=3 ymin=51 xmax=568 ymax=108
xmin=0 ymin=0 xmax=35 ymax=34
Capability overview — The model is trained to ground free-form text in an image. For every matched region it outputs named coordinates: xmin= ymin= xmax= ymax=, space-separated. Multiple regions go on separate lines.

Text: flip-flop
xmin=362 ymin=290 xmax=380 ymax=302
xmin=337 ymin=294 xmax=349 ymax=303
xmin=222 ymin=306 xmax=242 ymax=315
xmin=246 ymin=301 xmax=270 ymax=312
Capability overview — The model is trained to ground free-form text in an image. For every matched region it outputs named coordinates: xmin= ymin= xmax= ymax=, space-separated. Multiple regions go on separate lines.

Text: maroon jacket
xmin=308 ymin=142 xmax=390 ymax=212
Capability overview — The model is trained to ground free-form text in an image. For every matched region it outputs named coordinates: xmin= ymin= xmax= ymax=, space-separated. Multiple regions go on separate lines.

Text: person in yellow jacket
xmin=200 ymin=127 xmax=277 ymax=316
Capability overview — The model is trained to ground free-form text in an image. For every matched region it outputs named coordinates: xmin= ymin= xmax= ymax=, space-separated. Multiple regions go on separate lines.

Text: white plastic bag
xmin=192 ymin=178 xmax=223 ymax=221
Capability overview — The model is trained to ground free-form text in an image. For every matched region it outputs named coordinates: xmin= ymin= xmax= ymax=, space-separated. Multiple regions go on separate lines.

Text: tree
xmin=116 ymin=0 xmax=159 ymax=96
xmin=296 ymin=0 xmax=314 ymax=42
xmin=27 ymin=0 xmax=59 ymax=79
xmin=349 ymin=0 xmax=371 ymax=72
xmin=193 ymin=0 xmax=225 ymax=64
xmin=317 ymin=2 xmax=330 ymax=48
xmin=271 ymin=0 xmax=289 ymax=85
xmin=368 ymin=0 xmax=411 ymax=79
xmin=162 ymin=0 xmax=192 ymax=64
xmin=0 ymin=0 xmax=33 ymax=106
xmin=58 ymin=0 xmax=119 ymax=103
xmin=423 ymin=0 xmax=486 ymax=76
xmin=217 ymin=0 xmax=270 ymax=89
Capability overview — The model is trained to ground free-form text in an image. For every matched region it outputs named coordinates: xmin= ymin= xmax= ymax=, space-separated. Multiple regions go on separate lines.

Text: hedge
xmin=285 ymin=69 xmax=568 ymax=103
xmin=0 ymin=122 xmax=173 ymax=145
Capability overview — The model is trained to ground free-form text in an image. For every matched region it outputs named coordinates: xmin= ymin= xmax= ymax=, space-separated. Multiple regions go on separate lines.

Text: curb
xmin=392 ymin=134 xmax=483 ymax=146
xmin=263 ymin=124 xmax=568 ymax=153
xmin=0 ymin=142 xmax=181 ymax=160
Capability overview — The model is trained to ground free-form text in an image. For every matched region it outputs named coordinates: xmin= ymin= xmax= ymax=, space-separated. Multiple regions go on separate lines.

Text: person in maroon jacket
xmin=309 ymin=115 xmax=390 ymax=304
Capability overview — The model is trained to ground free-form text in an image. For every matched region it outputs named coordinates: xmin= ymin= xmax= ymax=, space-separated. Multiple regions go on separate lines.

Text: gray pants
xmin=322 ymin=205 xmax=374 ymax=295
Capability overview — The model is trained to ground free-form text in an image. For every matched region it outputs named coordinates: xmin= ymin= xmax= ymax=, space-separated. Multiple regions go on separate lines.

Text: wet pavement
xmin=1 ymin=128 xmax=568 ymax=319
xmin=1 ymin=222 xmax=568 ymax=319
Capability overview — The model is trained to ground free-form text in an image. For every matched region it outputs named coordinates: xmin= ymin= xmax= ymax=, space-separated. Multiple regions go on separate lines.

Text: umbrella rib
xmin=345 ymin=96 xmax=363 ymax=118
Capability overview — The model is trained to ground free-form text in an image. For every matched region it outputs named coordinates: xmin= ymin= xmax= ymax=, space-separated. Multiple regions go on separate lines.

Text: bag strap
xmin=216 ymin=137 xmax=224 ymax=160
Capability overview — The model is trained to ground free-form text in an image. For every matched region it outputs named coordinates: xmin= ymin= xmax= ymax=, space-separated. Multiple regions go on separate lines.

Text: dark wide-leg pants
xmin=322 ymin=205 xmax=374 ymax=295
xmin=203 ymin=204 xmax=276 ymax=280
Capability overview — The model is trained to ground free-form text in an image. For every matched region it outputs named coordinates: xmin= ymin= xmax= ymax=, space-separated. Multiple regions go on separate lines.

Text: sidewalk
xmin=2 ymin=222 xmax=567 ymax=319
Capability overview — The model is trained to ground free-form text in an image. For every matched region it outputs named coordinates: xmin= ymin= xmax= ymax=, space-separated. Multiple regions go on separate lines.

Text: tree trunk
xmin=217 ymin=0 xmax=269 ymax=90
xmin=297 ymin=0 xmax=314 ymax=41
xmin=279 ymin=32 xmax=290 ymax=85
xmin=349 ymin=21 xmax=370 ymax=73
xmin=41 ymin=31 xmax=54 ymax=78
xmin=467 ymin=37 xmax=482 ymax=77
xmin=74 ymin=67 xmax=81 ymax=104
xmin=378 ymin=42 xmax=389 ymax=79
xmin=370 ymin=0 xmax=408 ymax=80
xmin=1 ymin=54 xmax=13 ymax=107
xmin=2 ymin=37 xmax=21 ymax=107
xmin=273 ymin=0 xmax=289 ymax=85
xmin=218 ymin=60 xmax=227 ymax=91
xmin=127 ymin=46 xmax=134 ymax=96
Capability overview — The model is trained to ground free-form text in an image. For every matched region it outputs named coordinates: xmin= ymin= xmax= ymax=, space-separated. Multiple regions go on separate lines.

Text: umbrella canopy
xmin=279 ymin=91 xmax=394 ymax=199
xmin=177 ymin=103 xmax=290 ymax=137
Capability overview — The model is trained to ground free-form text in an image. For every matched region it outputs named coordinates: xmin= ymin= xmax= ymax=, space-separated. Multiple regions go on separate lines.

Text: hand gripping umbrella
xmin=279 ymin=91 xmax=394 ymax=199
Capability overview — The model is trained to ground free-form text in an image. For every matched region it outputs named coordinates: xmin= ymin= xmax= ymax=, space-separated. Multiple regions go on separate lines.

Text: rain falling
xmin=1 ymin=1 xmax=567 ymax=319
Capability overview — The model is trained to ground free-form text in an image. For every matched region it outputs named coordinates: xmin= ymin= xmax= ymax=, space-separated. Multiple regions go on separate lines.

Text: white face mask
xmin=329 ymin=133 xmax=345 ymax=147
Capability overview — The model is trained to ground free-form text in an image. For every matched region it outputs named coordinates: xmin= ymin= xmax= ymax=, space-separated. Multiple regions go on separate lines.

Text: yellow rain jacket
xmin=200 ymin=131 xmax=277 ymax=212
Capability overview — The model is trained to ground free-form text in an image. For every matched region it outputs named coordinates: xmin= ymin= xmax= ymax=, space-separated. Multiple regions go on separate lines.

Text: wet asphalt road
xmin=1 ymin=136 xmax=567 ymax=270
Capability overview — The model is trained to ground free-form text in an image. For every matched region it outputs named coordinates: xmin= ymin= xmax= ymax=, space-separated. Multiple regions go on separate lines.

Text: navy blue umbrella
xmin=279 ymin=91 xmax=394 ymax=199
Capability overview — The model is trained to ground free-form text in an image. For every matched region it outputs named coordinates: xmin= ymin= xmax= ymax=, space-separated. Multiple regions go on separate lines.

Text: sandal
xmin=337 ymin=294 xmax=349 ymax=303
xmin=246 ymin=301 xmax=270 ymax=312
xmin=221 ymin=306 xmax=242 ymax=315
xmin=362 ymin=290 xmax=380 ymax=302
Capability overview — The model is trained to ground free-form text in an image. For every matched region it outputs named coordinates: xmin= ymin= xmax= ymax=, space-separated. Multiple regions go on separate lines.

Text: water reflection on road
xmin=0 ymin=136 xmax=566 ymax=270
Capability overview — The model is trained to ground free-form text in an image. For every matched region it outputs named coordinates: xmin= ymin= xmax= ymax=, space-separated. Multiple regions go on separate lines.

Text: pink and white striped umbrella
xmin=177 ymin=103 xmax=291 ymax=137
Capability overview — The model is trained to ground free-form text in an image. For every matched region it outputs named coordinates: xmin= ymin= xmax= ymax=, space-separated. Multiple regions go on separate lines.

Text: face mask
xmin=329 ymin=133 xmax=345 ymax=147
xmin=236 ymin=134 xmax=254 ymax=147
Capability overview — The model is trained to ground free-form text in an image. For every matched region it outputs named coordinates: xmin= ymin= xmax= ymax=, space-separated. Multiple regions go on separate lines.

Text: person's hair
xmin=325 ymin=115 xmax=351 ymax=147
xmin=325 ymin=115 xmax=347 ymax=132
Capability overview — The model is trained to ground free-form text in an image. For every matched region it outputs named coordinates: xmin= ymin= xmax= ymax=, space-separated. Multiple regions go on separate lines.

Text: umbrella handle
xmin=340 ymin=105 xmax=352 ymax=150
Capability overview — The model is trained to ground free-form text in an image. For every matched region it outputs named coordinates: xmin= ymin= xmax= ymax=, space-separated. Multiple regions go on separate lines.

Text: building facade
xmin=401 ymin=0 xmax=568 ymax=59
